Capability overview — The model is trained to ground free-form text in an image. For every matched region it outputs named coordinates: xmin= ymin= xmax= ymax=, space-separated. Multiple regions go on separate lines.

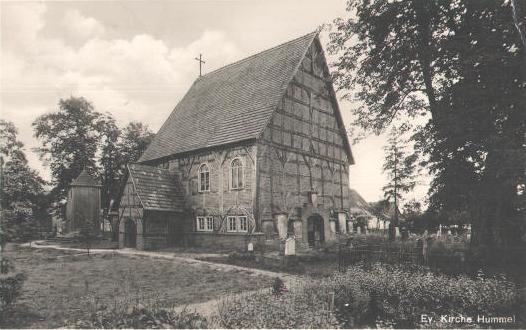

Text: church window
xmin=196 ymin=216 xmax=213 ymax=232
xmin=239 ymin=216 xmax=248 ymax=232
xmin=231 ymin=158 xmax=244 ymax=190
xmin=196 ymin=217 xmax=205 ymax=231
xmin=226 ymin=216 xmax=248 ymax=233
xmin=198 ymin=164 xmax=210 ymax=192
xmin=227 ymin=216 xmax=237 ymax=232
xmin=206 ymin=217 xmax=214 ymax=231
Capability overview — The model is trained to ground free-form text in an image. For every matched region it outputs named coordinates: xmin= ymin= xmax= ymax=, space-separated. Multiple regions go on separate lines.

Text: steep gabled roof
xmin=139 ymin=32 xmax=318 ymax=163
xmin=71 ymin=169 xmax=100 ymax=187
xmin=348 ymin=189 xmax=374 ymax=218
xmin=127 ymin=164 xmax=185 ymax=211
xmin=349 ymin=189 xmax=372 ymax=211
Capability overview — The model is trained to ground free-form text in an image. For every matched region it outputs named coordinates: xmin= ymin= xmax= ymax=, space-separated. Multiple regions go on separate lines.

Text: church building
xmin=118 ymin=32 xmax=355 ymax=251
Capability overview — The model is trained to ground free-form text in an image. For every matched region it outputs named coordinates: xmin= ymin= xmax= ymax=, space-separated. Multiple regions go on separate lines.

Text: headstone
xmin=395 ymin=226 xmax=400 ymax=237
xmin=293 ymin=220 xmax=302 ymax=238
xmin=357 ymin=227 xmax=361 ymax=235
xmin=330 ymin=220 xmax=336 ymax=234
xmin=284 ymin=237 xmax=296 ymax=256
xmin=276 ymin=213 xmax=288 ymax=239
xmin=247 ymin=242 xmax=254 ymax=252
xmin=338 ymin=212 xmax=347 ymax=234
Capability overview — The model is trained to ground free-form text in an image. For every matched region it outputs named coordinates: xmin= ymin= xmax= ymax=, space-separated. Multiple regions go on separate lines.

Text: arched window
xmin=231 ymin=158 xmax=243 ymax=189
xmin=198 ymin=164 xmax=210 ymax=192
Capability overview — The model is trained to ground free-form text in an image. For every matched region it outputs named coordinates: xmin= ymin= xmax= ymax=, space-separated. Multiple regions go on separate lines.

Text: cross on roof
xmin=194 ymin=54 xmax=205 ymax=77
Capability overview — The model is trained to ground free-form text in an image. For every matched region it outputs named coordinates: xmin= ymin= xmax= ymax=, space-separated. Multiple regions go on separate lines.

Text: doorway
xmin=124 ymin=218 xmax=137 ymax=248
xmin=307 ymin=214 xmax=325 ymax=247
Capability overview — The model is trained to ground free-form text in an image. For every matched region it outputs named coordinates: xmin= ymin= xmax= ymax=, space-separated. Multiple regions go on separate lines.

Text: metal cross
xmin=194 ymin=54 xmax=205 ymax=77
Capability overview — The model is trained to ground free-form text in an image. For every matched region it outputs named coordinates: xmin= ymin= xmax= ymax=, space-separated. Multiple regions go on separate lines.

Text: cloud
xmin=1 ymin=2 xmax=46 ymax=50
xmin=60 ymin=9 xmax=105 ymax=41
xmin=1 ymin=2 xmax=242 ymax=181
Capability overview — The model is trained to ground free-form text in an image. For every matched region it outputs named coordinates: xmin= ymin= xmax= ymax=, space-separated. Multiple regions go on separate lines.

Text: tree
xmin=33 ymin=97 xmax=102 ymax=209
xmin=0 ymin=120 xmax=45 ymax=210
xmin=97 ymin=114 xmax=121 ymax=219
xmin=0 ymin=121 xmax=46 ymax=243
xmin=382 ymin=128 xmax=418 ymax=238
xmin=98 ymin=120 xmax=153 ymax=224
xmin=328 ymin=0 xmax=525 ymax=248
xmin=118 ymin=122 xmax=155 ymax=166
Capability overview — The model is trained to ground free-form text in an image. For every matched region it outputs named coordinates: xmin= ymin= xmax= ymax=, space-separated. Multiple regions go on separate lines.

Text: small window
xmin=239 ymin=216 xmax=248 ymax=232
xmin=198 ymin=164 xmax=210 ymax=192
xmin=196 ymin=217 xmax=205 ymax=231
xmin=196 ymin=216 xmax=213 ymax=232
xmin=206 ymin=216 xmax=214 ymax=231
xmin=227 ymin=216 xmax=237 ymax=232
xmin=231 ymin=158 xmax=244 ymax=190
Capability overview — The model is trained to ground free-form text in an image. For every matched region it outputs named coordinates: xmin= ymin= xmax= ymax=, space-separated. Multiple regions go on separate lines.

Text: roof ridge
xmin=198 ymin=31 xmax=318 ymax=79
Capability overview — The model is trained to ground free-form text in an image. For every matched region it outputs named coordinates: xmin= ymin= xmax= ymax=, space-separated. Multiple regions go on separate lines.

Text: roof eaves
xmin=127 ymin=164 xmax=145 ymax=209
xmin=312 ymin=36 xmax=355 ymax=165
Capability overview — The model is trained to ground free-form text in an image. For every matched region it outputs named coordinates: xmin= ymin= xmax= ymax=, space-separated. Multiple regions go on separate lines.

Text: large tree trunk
xmin=470 ymin=149 xmax=524 ymax=249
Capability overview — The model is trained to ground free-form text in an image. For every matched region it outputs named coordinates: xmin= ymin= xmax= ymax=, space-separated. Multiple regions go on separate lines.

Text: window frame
xmin=230 ymin=158 xmax=244 ymax=190
xmin=206 ymin=216 xmax=214 ymax=231
xmin=226 ymin=216 xmax=248 ymax=233
xmin=227 ymin=216 xmax=237 ymax=232
xmin=238 ymin=216 xmax=248 ymax=232
xmin=196 ymin=216 xmax=213 ymax=232
xmin=198 ymin=163 xmax=210 ymax=192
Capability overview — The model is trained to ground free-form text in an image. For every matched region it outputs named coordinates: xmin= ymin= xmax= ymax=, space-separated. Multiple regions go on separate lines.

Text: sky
xmin=0 ymin=0 xmax=429 ymax=205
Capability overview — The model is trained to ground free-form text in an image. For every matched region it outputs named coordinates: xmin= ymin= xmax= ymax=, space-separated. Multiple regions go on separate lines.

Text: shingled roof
xmin=71 ymin=169 xmax=100 ymax=187
xmin=127 ymin=164 xmax=185 ymax=211
xmin=139 ymin=32 xmax=323 ymax=163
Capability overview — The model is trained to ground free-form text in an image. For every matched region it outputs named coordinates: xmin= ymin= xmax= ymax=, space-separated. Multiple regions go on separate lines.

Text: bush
xmin=218 ymin=284 xmax=341 ymax=329
xmin=330 ymin=263 xmax=521 ymax=328
xmin=0 ymin=257 xmax=26 ymax=313
xmin=72 ymin=302 xmax=209 ymax=329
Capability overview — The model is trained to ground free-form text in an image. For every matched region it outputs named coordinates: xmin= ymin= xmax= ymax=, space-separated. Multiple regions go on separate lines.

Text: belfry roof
xmin=71 ymin=169 xmax=100 ymax=187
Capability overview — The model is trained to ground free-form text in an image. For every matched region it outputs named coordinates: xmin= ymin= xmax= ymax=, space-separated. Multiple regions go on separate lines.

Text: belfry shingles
xmin=138 ymin=32 xmax=318 ymax=163
xmin=128 ymin=164 xmax=185 ymax=211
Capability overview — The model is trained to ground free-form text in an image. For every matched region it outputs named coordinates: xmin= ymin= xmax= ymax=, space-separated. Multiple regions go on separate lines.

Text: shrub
xmin=0 ymin=257 xmax=26 ymax=313
xmin=271 ymin=277 xmax=286 ymax=296
xmin=331 ymin=263 xmax=521 ymax=328
xmin=218 ymin=284 xmax=341 ymax=329
xmin=71 ymin=301 xmax=209 ymax=329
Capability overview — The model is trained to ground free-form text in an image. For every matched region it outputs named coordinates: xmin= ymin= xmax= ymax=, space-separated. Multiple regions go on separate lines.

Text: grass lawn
xmin=1 ymin=245 xmax=273 ymax=329
xmin=199 ymin=253 xmax=341 ymax=278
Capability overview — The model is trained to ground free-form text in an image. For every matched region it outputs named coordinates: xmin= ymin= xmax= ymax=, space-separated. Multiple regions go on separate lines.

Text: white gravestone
xmin=284 ymin=237 xmax=295 ymax=256
xmin=330 ymin=220 xmax=336 ymax=234
xmin=276 ymin=213 xmax=288 ymax=239
xmin=338 ymin=212 xmax=347 ymax=234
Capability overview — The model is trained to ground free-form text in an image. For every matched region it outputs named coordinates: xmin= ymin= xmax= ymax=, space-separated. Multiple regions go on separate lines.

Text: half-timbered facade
xmin=119 ymin=32 xmax=355 ymax=251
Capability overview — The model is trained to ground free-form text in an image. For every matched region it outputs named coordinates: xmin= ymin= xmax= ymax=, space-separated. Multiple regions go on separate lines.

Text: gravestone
xmin=284 ymin=237 xmax=295 ymax=256
xmin=276 ymin=213 xmax=288 ymax=239
xmin=338 ymin=212 xmax=347 ymax=234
